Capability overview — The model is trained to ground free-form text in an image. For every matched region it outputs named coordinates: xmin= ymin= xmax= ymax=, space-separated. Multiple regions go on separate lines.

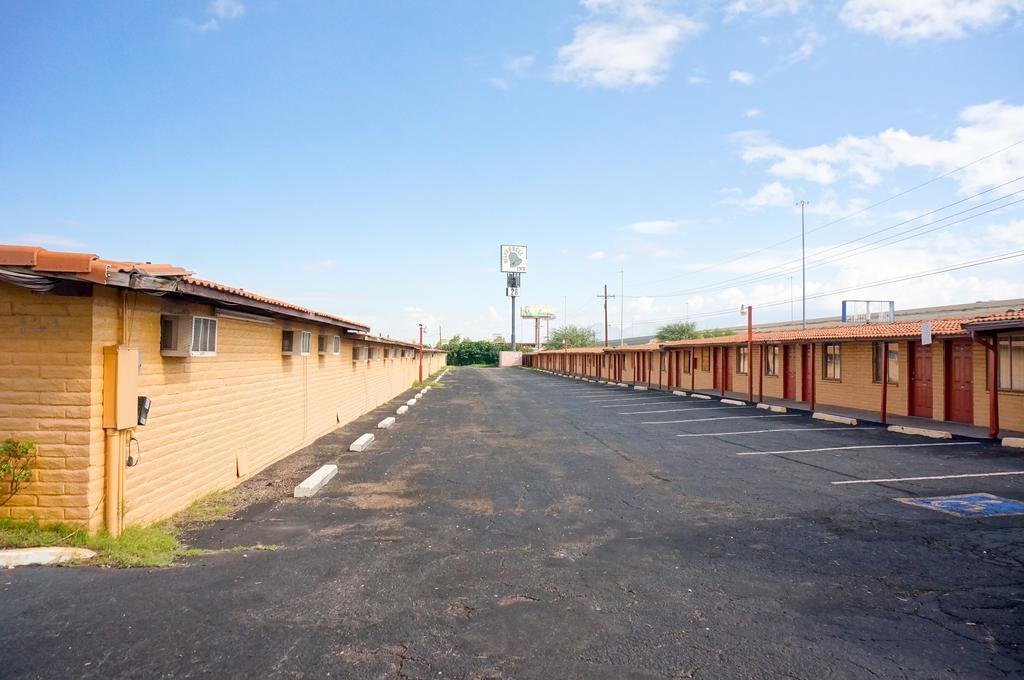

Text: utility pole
xmin=597 ymin=284 xmax=616 ymax=347
xmin=797 ymin=200 xmax=809 ymax=329
xmin=619 ymin=270 xmax=624 ymax=346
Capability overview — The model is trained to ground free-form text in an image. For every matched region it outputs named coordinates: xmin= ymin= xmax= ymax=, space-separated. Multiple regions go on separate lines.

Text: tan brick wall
xmin=0 ymin=282 xmax=97 ymax=524
xmin=1 ymin=283 xmax=446 ymax=529
xmin=113 ymin=289 xmax=444 ymax=526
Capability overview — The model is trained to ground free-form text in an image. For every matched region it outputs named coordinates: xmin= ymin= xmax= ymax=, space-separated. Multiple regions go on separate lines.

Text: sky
xmin=2 ymin=0 xmax=1023 ymax=344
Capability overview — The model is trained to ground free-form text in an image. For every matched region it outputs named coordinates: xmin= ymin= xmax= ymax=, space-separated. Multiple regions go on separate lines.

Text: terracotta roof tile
xmin=1 ymin=244 xmax=370 ymax=332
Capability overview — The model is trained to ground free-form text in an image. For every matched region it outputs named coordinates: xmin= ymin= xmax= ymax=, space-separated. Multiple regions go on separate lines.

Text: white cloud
xmin=745 ymin=181 xmax=795 ymax=208
xmin=839 ymin=0 xmax=1024 ymax=41
xmin=985 ymin=219 xmax=1024 ymax=246
xmin=184 ymin=0 xmax=245 ymax=32
xmin=725 ymin=0 xmax=805 ymax=19
xmin=729 ymin=70 xmax=755 ymax=85
xmin=488 ymin=77 xmax=509 ymax=90
xmin=506 ymin=55 xmax=536 ymax=76
xmin=745 ymin=108 xmax=762 ymax=118
xmin=590 ymin=250 xmax=607 ymax=259
xmin=302 ymin=259 xmax=336 ymax=273
xmin=627 ymin=219 xmax=681 ymax=234
xmin=9 ymin=233 xmax=85 ymax=249
xmin=785 ymin=29 xmax=824 ymax=63
xmin=688 ymin=74 xmax=710 ymax=84
xmin=734 ymin=100 xmax=1024 ymax=193
xmin=210 ymin=0 xmax=245 ymax=20
xmin=554 ymin=0 xmax=704 ymax=88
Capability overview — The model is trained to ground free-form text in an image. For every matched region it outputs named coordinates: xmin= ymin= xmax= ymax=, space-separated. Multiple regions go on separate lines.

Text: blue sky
xmin=2 ymin=0 xmax=1023 ymax=343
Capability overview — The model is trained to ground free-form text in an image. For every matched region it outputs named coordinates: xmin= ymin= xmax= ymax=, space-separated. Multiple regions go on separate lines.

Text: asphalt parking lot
xmin=3 ymin=367 xmax=1023 ymax=678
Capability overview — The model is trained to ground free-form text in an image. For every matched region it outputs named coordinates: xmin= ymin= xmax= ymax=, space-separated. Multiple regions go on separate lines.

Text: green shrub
xmin=1 ymin=439 xmax=35 ymax=506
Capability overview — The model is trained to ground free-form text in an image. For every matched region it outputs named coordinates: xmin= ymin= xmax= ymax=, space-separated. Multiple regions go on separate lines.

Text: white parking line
xmin=607 ymin=401 xmax=685 ymax=410
xmin=582 ymin=396 xmax=656 ymax=402
xmin=642 ymin=414 xmax=801 ymax=425
xmin=593 ymin=398 xmax=678 ymax=405
xmin=676 ymin=426 xmax=879 ymax=438
xmin=620 ymin=405 xmax=745 ymax=415
xmin=735 ymin=442 xmax=980 ymax=456
xmin=832 ymin=470 xmax=1024 ymax=485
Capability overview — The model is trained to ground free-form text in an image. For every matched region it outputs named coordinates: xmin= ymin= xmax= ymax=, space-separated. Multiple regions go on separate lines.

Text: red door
xmin=947 ymin=340 xmax=974 ymax=423
xmin=783 ymin=345 xmax=796 ymax=400
xmin=801 ymin=344 xmax=812 ymax=401
xmin=910 ymin=342 xmax=934 ymax=418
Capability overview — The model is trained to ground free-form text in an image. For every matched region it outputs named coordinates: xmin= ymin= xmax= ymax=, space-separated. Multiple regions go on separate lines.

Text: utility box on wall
xmin=103 ymin=345 xmax=140 ymax=430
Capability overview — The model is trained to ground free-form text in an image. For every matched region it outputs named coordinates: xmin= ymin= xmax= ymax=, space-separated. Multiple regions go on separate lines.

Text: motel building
xmin=524 ymin=304 xmax=1024 ymax=439
xmin=0 ymin=245 xmax=446 ymax=535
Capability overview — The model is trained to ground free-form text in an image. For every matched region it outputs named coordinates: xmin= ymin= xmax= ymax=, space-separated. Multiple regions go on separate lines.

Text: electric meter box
xmin=103 ymin=345 xmax=140 ymax=430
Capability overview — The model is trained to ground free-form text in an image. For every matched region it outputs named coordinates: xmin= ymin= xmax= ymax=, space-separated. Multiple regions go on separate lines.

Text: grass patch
xmin=411 ymin=366 xmax=452 ymax=389
xmin=0 ymin=518 xmax=178 ymax=568
xmin=0 ymin=488 xmax=254 ymax=568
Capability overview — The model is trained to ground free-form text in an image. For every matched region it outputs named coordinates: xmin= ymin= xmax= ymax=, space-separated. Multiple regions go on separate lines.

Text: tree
xmin=544 ymin=325 xmax=597 ymax=349
xmin=656 ymin=322 xmax=699 ymax=341
xmin=698 ymin=328 xmax=733 ymax=338
xmin=656 ymin=322 xmax=735 ymax=341
xmin=443 ymin=336 xmax=502 ymax=366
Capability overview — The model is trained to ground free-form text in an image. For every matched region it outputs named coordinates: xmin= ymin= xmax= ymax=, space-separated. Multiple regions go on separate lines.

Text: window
xmin=299 ymin=331 xmax=312 ymax=356
xmin=701 ymin=348 xmax=710 ymax=372
xmin=737 ymin=346 xmax=748 ymax=374
xmin=661 ymin=353 xmax=667 ymax=371
xmin=764 ymin=345 xmax=780 ymax=376
xmin=823 ymin=343 xmax=841 ymax=380
xmin=318 ymin=334 xmax=341 ymax=356
xmin=282 ymin=330 xmax=295 ymax=354
xmin=872 ymin=342 xmax=899 ymax=384
xmin=683 ymin=350 xmax=692 ymax=374
xmin=998 ymin=333 xmax=1024 ymax=391
xmin=369 ymin=347 xmax=381 ymax=361
xmin=352 ymin=346 xmax=369 ymax=361
xmin=187 ymin=317 xmax=217 ymax=356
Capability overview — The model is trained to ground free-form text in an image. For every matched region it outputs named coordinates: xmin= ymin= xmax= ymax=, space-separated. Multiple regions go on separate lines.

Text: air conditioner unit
xmin=283 ymin=330 xmax=312 ymax=356
xmin=161 ymin=315 xmax=218 ymax=357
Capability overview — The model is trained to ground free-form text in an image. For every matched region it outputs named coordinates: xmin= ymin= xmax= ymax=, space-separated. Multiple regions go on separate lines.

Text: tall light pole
xmin=797 ymin=200 xmax=809 ymax=329
xmin=619 ymin=269 xmax=625 ymax=346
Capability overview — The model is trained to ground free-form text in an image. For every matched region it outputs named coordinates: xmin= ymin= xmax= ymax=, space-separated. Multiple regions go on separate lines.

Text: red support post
xmin=880 ymin=341 xmax=889 ymax=424
xmin=978 ymin=336 xmax=1000 ymax=438
xmin=747 ymin=306 xmax=753 ymax=402
xmin=810 ymin=343 xmax=817 ymax=411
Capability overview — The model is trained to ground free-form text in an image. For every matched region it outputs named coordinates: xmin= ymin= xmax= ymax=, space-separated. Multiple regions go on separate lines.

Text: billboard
xmin=521 ymin=305 xmax=556 ymax=318
xmin=500 ymin=245 xmax=527 ymax=273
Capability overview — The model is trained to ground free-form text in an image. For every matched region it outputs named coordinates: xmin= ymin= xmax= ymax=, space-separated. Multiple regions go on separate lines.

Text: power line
xmin=631 ymin=137 xmax=1024 ymax=289
xmin=627 ymin=249 xmax=1024 ymax=327
xmin=626 ymin=182 xmax=1024 ymax=299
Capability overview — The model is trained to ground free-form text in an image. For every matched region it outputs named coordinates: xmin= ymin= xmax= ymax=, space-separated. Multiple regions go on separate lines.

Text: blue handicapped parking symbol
xmin=897 ymin=493 xmax=1024 ymax=518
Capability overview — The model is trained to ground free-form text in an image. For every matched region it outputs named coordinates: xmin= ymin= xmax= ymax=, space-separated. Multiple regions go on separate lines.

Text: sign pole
xmin=511 ymin=293 xmax=516 ymax=350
